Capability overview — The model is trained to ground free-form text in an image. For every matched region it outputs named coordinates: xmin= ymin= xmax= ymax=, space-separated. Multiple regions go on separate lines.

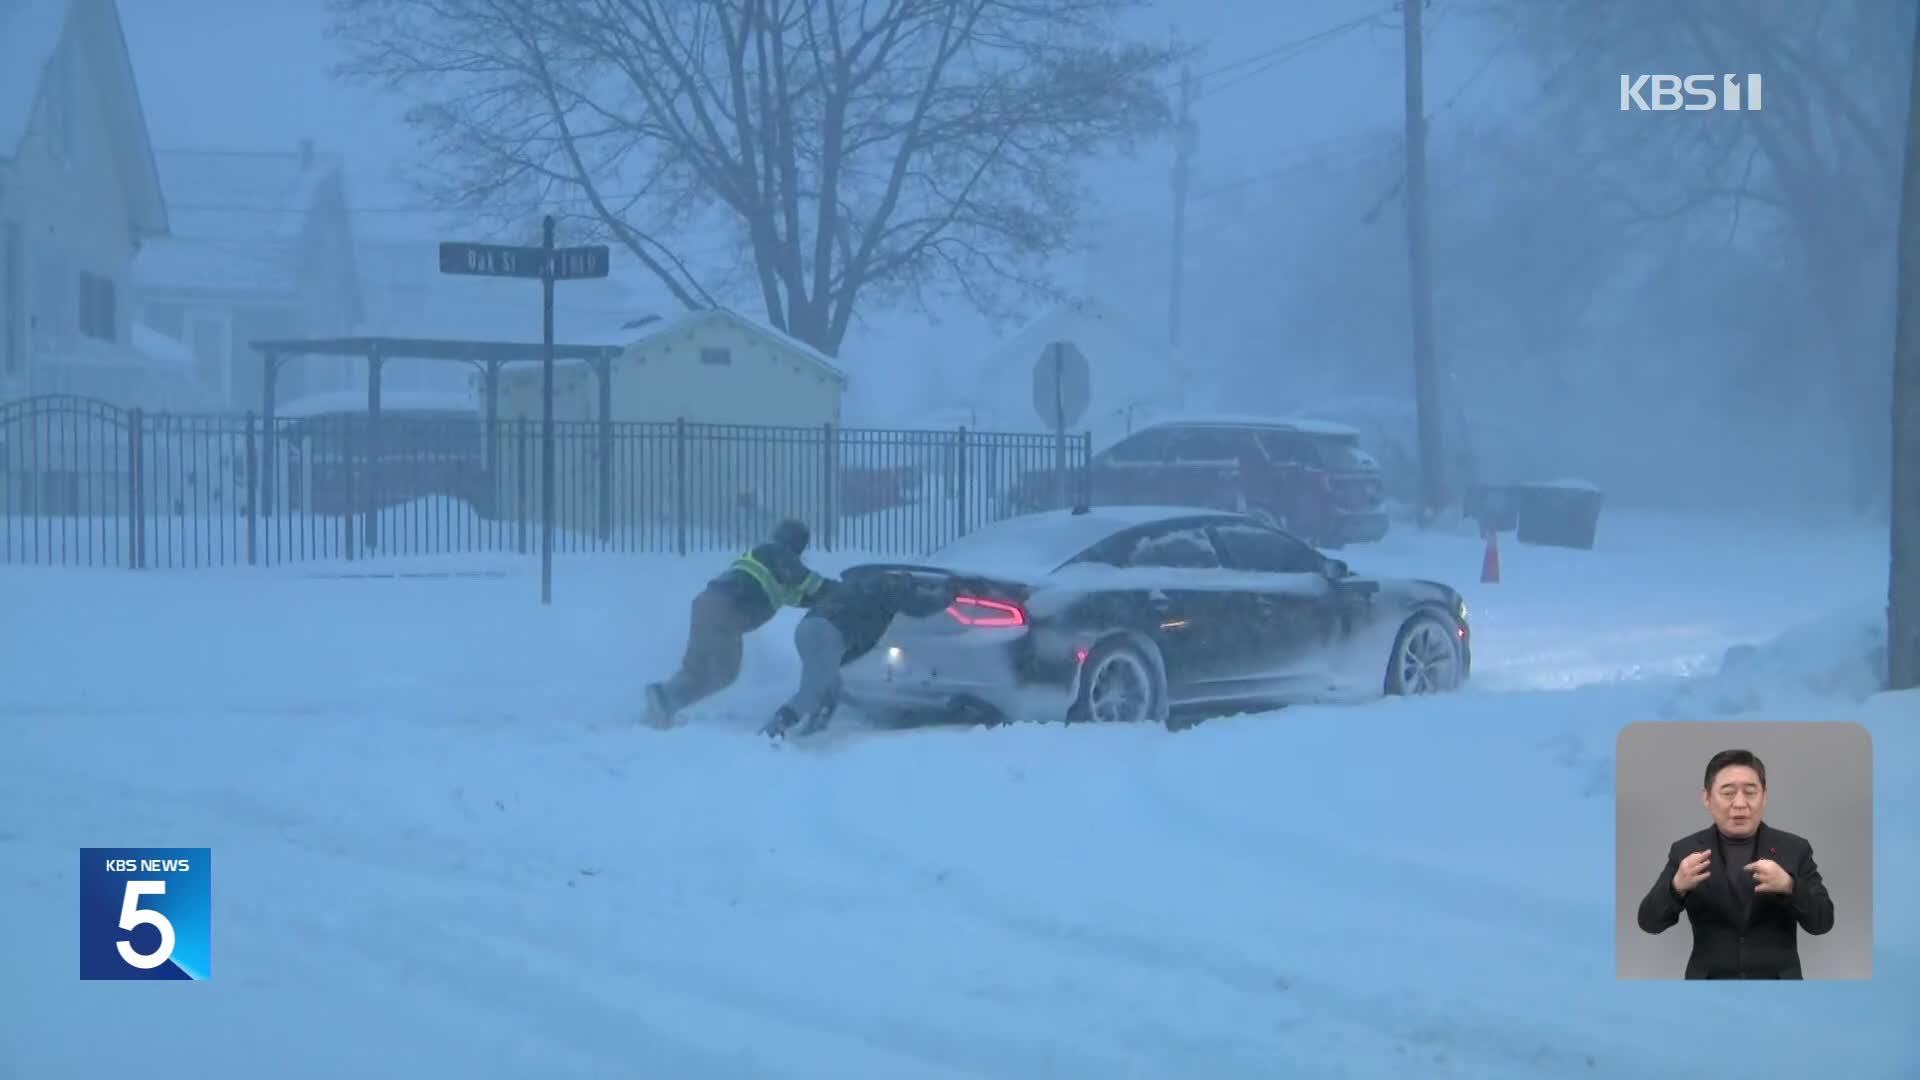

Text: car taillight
xmin=947 ymin=595 xmax=1027 ymax=628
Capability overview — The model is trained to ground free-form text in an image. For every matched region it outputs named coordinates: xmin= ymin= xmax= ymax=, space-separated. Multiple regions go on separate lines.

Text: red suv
xmin=1014 ymin=417 xmax=1390 ymax=548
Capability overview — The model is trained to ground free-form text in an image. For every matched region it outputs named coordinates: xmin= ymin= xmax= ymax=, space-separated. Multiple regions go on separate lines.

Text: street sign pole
xmin=1030 ymin=339 xmax=1090 ymax=513
xmin=540 ymin=215 xmax=556 ymax=606
xmin=437 ymin=227 xmax=609 ymax=605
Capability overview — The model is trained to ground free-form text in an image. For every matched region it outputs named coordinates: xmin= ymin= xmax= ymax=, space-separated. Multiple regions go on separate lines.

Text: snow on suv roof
xmin=1143 ymin=413 xmax=1361 ymax=437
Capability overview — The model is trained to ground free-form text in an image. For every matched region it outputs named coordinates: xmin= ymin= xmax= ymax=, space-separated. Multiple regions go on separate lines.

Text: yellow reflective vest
xmin=729 ymin=550 xmax=823 ymax=609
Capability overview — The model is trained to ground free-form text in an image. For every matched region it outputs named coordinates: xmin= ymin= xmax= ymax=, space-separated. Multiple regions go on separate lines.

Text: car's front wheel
xmin=1384 ymin=612 xmax=1465 ymax=695
xmin=1067 ymin=637 xmax=1170 ymax=727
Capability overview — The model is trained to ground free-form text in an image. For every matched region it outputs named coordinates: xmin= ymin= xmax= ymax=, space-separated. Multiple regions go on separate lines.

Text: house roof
xmin=132 ymin=146 xmax=344 ymax=294
xmin=248 ymin=335 xmax=624 ymax=365
xmin=1 ymin=0 xmax=167 ymax=237
xmin=156 ymin=147 xmax=343 ymax=242
xmin=0 ymin=1 xmax=68 ymax=158
xmin=628 ymin=307 xmax=848 ymax=383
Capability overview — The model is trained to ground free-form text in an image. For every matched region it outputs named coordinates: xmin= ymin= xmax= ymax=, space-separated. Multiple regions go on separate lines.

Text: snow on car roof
xmin=1141 ymin=413 xmax=1362 ymax=437
xmin=276 ymin=389 xmax=481 ymax=418
xmin=925 ymin=505 xmax=1242 ymax=580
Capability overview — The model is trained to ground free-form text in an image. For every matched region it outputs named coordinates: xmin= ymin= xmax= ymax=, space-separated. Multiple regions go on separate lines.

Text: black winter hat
xmin=773 ymin=518 xmax=810 ymax=553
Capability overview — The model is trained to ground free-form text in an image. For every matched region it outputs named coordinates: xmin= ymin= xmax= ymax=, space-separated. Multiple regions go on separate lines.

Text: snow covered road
xmin=2 ymin=510 xmax=1913 ymax=1078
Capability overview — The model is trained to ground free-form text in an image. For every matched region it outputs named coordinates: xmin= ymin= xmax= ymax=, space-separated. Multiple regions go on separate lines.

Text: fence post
xmin=955 ymin=426 xmax=970 ymax=537
xmin=244 ymin=410 xmax=258 ymax=566
xmin=674 ymin=417 xmax=689 ymax=556
xmin=597 ymin=370 xmax=614 ymax=546
xmin=128 ymin=407 xmax=144 ymax=569
xmin=516 ymin=417 xmax=530 ymax=556
xmin=342 ymin=413 xmax=357 ymax=562
xmin=820 ymin=421 xmax=836 ymax=551
xmin=1081 ymin=431 xmax=1094 ymax=507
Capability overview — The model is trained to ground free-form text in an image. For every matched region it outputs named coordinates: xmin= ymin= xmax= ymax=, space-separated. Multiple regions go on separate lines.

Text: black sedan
xmin=836 ymin=505 xmax=1471 ymax=729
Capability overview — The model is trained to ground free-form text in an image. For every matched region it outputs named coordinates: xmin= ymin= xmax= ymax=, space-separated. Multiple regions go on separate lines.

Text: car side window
xmin=1166 ymin=428 xmax=1250 ymax=463
xmin=1126 ymin=525 xmax=1222 ymax=569
xmin=1256 ymin=430 xmax=1314 ymax=466
xmin=1100 ymin=429 xmax=1171 ymax=464
xmin=1208 ymin=523 xmax=1324 ymax=574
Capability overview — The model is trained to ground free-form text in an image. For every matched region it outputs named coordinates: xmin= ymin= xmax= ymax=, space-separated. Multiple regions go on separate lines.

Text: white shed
xmin=493 ymin=306 xmax=847 ymax=427
xmin=488 ymin=307 xmax=850 ymax=538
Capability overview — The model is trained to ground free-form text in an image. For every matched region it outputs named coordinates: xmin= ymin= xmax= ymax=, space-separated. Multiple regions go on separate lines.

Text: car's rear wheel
xmin=1068 ymin=638 xmax=1169 ymax=727
xmin=1385 ymin=612 xmax=1464 ymax=695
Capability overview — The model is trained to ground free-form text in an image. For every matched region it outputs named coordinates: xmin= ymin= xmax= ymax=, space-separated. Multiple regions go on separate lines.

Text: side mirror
xmin=1323 ymin=558 xmax=1350 ymax=580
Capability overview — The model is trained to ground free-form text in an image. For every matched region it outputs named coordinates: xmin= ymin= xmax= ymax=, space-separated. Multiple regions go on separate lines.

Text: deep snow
xmin=0 ymin=508 xmax=1913 ymax=1078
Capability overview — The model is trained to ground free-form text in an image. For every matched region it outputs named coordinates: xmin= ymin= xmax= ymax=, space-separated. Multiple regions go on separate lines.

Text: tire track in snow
xmin=786 ymin=754 xmax=1380 ymax=1076
xmin=792 ymin=743 xmax=1626 ymax=1079
xmin=22 ymin=731 xmax=1112 ymax=1078
xmin=275 ymin=904 xmax=811 ymax=1079
xmin=293 ymin=882 xmax=1112 ymax=1080
xmin=1125 ymin=749 xmax=1629 ymax=1073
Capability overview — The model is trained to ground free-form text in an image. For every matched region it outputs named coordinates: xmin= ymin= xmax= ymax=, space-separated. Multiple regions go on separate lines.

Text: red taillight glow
xmin=947 ymin=595 xmax=1027 ymax=628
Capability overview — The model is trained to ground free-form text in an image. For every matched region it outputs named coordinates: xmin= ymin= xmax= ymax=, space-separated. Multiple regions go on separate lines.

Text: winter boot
xmin=793 ymin=701 xmax=837 ymax=737
xmin=762 ymin=706 xmax=801 ymax=739
xmin=643 ymin=683 xmax=678 ymax=729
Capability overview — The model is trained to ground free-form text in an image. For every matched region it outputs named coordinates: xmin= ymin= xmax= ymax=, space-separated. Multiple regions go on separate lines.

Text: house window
xmin=699 ymin=346 xmax=732 ymax=365
xmin=77 ymin=272 xmax=116 ymax=342
xmin=2 ymin=221 xmax=20 ymax=373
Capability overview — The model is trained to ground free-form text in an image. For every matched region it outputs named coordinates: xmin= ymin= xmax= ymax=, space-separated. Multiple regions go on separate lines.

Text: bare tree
xmin=1478 ymin=0 xmax=1910 ymax=509
xmin=328 ymin=0 xmax=1182 ymax=355
xmin=1890 ymin=3 xmax=1920 ymax=691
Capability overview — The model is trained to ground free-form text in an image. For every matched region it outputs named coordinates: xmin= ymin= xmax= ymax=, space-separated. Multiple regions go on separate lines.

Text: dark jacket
xmin=805 ymin=573 xmax=957 ymax=664
xmin=709 ymin=541 xmax=825 ymax=630
xmin=1636 ymin=822 xmax=1835 ymax=979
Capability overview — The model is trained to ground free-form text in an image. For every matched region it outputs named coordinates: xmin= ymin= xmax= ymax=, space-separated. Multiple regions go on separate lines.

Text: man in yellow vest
xmin=644 ymin=518 xmax=827 ymax=728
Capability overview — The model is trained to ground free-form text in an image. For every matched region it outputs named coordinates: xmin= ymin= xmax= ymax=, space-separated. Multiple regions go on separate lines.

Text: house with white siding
xmin=132 ymin=143 xmax=363 ymax=411
xmin=0 ymin=0 xmax=190 ymax=409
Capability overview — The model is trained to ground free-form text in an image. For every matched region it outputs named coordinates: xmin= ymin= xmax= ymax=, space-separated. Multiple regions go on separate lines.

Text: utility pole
xmin=1887 ymin=6 xmax=1920 ymax=691
xmin=1401 ymin=0 xmax=1446 ymax=523
xmin=1169 ymin=58 xmax=1196 ymax=406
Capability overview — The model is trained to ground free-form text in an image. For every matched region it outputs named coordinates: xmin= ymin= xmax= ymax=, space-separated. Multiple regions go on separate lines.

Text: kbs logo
xmin=79 ymin=848 xmax=211 ymax=980
xmin=1620 ymin=74 xmax=1763 ymax=112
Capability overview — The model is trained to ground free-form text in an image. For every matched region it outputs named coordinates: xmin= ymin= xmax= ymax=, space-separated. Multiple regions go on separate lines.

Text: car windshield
xmin=1258 ymin=431 xmax=1371 ymax=471
xmin=1311 ymin=437 xmax=1372 ymax=470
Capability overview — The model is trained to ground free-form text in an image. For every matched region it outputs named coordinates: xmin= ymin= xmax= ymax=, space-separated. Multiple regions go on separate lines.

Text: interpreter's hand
xmin=1671 ymin=849 xmax=1712 ymax=895
xmin=1745 ymin=858 xmax=1794 ymax=895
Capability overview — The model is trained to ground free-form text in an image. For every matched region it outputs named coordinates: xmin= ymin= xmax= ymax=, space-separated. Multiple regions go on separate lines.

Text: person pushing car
xmin=645 ymin=518 xmax=825 ymax=728
xmin=762 ymin=570 xmax=960 ymax=738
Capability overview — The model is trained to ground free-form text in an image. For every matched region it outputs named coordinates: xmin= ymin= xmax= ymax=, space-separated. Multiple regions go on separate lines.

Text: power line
xmin=1087 ymin=133 xmax=1400 ymax=226
xmin=1191 ymin=7 xmax=1400 ymax=99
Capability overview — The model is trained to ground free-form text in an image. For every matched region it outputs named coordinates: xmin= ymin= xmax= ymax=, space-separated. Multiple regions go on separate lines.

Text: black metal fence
xmin=0 ymin=394 xmax=1092 ymax=569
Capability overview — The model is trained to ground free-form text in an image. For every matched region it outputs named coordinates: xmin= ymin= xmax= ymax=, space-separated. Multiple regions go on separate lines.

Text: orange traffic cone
xmin=1480 ymin=528 xmax=1501 ymax=584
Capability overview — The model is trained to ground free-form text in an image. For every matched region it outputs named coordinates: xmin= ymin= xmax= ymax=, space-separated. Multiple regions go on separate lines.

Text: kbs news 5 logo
xmin=79 ymin=848 xmax=211 ymax=980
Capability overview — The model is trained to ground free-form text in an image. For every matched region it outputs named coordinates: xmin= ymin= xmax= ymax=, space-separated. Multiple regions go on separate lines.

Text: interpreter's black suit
xmin=1636 ymin=822 xmax=1835 ymax=979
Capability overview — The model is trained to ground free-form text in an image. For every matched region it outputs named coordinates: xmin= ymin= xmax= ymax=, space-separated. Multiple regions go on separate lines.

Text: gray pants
xmin=783 ymin=616 xmax=847 ymax=722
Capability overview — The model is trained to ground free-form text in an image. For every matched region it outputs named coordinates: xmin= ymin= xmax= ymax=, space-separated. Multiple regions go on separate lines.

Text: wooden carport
xmin=248 ymin=335 xmax=625 ymax=547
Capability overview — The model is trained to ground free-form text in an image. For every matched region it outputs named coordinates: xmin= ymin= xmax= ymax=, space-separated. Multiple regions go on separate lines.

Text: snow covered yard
xmin=1 ymin=509 xmax=1913 ymax=1078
